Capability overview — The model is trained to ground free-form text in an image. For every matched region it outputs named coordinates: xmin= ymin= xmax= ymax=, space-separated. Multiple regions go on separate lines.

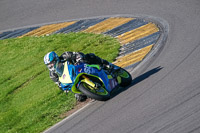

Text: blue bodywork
xmin=58 ymin=62 xmax=114 ymax=93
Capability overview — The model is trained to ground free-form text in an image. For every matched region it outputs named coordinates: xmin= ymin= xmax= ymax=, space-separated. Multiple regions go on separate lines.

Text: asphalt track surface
xmin=1 ymin=0 xmax=200 ymax=133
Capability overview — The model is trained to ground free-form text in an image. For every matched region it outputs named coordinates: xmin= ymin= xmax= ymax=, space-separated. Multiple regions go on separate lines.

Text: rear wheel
xmin=116 ymin=68 xmax=132 ymax=87
xmin=78 ymin=82 xmax=110 ymax=101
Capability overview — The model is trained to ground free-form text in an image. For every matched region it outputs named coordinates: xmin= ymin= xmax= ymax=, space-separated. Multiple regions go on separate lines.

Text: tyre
xmin=117 ymin=68 xmax=132 ymax=87
xmin=78 ymin=82 xmax=110 ymax=101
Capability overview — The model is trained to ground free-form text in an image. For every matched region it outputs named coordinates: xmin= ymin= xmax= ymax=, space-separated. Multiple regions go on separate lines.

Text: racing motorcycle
xmin=55 ymin=61 xmax=132 ymax=101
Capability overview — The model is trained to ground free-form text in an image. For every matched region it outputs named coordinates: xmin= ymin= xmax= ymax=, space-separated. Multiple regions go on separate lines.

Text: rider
xmin=44 ymin=51 xmax=112 ymax=101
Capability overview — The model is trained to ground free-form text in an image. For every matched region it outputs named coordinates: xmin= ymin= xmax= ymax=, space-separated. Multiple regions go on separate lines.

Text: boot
xmin=75 ymin=94 xmax=87 ymax=102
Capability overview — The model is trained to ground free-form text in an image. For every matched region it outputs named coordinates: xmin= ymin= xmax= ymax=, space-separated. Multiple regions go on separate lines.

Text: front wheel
xmin=78 ymin=82 xmax=110 ymax=101
xmin=116 ymin=68 xmax=132 ymax=87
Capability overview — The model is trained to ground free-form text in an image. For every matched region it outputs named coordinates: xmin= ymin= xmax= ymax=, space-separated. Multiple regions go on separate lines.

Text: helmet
xmin=44 ymin=51 xmax=59 ymax=71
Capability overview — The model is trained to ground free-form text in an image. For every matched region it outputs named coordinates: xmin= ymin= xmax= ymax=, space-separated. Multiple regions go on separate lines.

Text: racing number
xmin=84 ymin=64 xmax=94 ymax=74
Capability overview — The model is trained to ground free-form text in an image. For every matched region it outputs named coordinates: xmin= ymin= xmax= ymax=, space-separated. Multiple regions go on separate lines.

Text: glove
xmin=75 ymin=54 xmax=83 ymax=64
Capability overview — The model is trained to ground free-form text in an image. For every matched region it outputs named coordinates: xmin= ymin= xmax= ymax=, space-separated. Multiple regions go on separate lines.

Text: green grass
xmin=0 ymin=32 xmax=120 ymax=133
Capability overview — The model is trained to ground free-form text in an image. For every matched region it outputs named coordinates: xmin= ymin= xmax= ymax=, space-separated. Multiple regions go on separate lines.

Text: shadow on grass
xmin=110 ymin=66 xmax=163 ymax=98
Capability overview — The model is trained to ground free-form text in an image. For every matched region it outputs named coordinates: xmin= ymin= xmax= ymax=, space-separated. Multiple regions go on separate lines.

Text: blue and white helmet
xmin=44 ymin=51 xmax=59 ymax=71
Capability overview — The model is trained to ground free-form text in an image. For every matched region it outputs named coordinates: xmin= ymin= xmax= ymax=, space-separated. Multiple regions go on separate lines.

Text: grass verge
xmin=0 ymin=32 xmax=120 ymax=133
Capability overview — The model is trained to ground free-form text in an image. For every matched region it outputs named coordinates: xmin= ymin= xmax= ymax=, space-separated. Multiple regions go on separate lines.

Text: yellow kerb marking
xmin=113 ymin=45 xmax=153 ymax=68
xmin=83 ymin=17 xmax=134 ymax=34
xmin=117 ymin=23 xmax=159 ymax=45
xmin=19 ymin=21 xmax=76 ymax=38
